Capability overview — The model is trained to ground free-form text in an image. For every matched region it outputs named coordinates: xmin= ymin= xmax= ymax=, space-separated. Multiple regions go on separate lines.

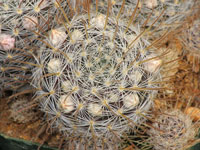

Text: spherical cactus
xmin=30 ymin=1 xmax=166 ymax=148
xmin=146 ymin=109 xmax=199 ymax=150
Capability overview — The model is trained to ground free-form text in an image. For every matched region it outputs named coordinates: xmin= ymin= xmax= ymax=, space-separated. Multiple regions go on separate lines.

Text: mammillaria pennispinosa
xmin=31 ymin=2 xmax=164 ymax=148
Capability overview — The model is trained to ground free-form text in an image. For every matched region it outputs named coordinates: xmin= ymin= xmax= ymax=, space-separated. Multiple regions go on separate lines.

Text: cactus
xmin=180 ymin=13 xmax=200 ymax=72
xmin=0 ymin=0 xmax=73 ymax=47
xmin=93 ymin=0 xmax=197 ymax=39
xmin=146 ymin=109 xmax=200 ymax=150
xmin=28 ymin=0 xmax=167 ymax=148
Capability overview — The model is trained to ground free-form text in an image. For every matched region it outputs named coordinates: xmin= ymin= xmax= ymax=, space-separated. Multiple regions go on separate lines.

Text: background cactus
xmin=93 ymin=0 xmax=197 ymax=40
xmin=145 ymin=108 xmax=200 ymax=150
xmin=180 ymin=12 xmax=200 ymax=72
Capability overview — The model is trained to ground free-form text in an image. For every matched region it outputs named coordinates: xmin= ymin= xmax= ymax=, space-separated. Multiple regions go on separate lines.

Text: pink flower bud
xmin=0 ymin=34 xmax=15 ymax=50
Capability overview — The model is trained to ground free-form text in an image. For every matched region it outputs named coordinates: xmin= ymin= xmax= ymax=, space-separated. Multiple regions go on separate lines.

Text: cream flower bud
xmin=71 ymin=30 xmax=83 ymax=43
xmin=91 ymin=14 xmax=105 ymax=29
xmin=129 ymin=70 xmax=142 ymax=83
xmin=88 ymin=103 xmax=102 ymax=116
xmin=47 ymin=58 xmax=61 ymax=73
xmin=59 ymin=95 xmax=74 ymax=113
xmin=49 ymin=27 xmax=67 ymax=47
xmin=145 ymin=0 xmax=158 ymax=9
xmin=144 ymin=55 xmax=162 ymax=73
xmin=123 ymin=94 xmax=139 ymax=109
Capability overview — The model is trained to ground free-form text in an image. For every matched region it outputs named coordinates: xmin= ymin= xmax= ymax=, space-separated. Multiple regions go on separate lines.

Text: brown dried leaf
xmin=185 ymin=107 xmax=200 ymax=121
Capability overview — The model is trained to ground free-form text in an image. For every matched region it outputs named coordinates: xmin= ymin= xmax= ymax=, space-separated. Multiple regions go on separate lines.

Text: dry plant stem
xmin=37 ymin=133 xmax=50 ymax=150
xmin=34 ymin=124 xmax=48 ymax=141
xmin=58 ymin=137 xmax=64 ymax=150
xmin=7 ymin=89 xmax=36 ymax=102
